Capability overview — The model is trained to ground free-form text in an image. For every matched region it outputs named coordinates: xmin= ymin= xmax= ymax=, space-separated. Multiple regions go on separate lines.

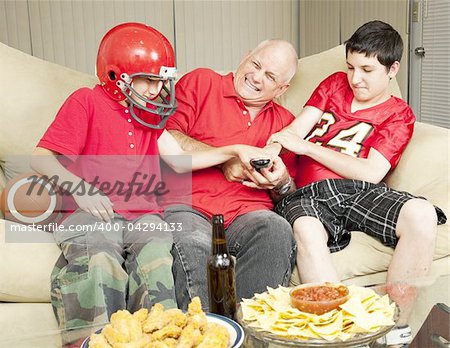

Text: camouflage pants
xmin=51 ymin=210 xmax=176 ymax=329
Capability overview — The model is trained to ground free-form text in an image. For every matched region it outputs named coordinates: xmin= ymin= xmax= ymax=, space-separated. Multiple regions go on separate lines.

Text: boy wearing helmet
xmin=31 ymin=22 xmax=264 ymax=329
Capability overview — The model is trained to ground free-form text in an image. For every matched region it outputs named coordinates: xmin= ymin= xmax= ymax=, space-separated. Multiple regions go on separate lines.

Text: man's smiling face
xmin=233 ymin=43 xmax=291 ymax=108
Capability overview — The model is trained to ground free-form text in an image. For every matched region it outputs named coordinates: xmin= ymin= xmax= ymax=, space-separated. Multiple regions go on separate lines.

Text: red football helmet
xmin=96 ymin=22 xmax=177 ymax=129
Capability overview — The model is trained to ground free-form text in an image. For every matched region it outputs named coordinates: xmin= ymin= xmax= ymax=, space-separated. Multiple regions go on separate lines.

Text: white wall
xmin=0 ymin=0 xmax=299 ymax=75
xmin=299 ymin=0 xmax=409 ymax=98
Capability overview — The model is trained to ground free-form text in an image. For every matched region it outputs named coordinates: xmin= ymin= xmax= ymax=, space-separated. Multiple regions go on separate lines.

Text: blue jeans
xmin=164 ymin=205 xmax=297 ymax=310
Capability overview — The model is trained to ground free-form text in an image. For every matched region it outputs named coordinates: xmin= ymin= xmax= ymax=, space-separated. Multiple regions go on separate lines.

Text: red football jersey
xmin=295 ymin=72 xmax=415 ymax=188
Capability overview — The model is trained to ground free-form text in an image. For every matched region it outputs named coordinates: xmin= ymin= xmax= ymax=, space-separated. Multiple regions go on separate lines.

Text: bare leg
xmin=388 ymin=199 xmax=437 ymax=326
xmin=293 ymin=216 xmax=339 ymax=283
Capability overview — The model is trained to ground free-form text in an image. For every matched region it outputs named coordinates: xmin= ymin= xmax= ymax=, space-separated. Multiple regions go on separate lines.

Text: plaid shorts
xmin=275 ymin=179 xmax=447 ymax=253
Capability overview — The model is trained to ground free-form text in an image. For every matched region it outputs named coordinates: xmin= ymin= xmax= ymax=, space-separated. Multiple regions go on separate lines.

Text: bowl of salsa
xmin=289 ymin=283 xmax=349 ymax=315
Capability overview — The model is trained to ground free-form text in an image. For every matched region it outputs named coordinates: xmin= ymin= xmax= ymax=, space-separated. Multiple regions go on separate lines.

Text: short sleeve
xmin=38 ymin=90 xmax=89 ymax=155
xmin=366 ymin=104 xmax=415 ymax=168
xmin=305 ymin=72 xmax=343 ymax=111
xmin=165 ymin=71 xmax=200 ymax=135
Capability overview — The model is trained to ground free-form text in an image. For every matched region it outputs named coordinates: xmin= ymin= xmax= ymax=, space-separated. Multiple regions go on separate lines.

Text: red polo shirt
xmin=38 ymin=85 xmax=164 ymax=219
xmin=164 ymin=68 xmax=295 ymax=226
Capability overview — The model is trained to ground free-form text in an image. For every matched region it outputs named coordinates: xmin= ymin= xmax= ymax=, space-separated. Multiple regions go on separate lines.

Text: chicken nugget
xmin=197 ymin=323 xmax=229 ymax=348
xmin=186 ymin=298 xmax=207 ymax=330
xmin=164 ymin=308 xmax=187 ymax=327
xmin=112 ymin=333 xmax=152 ymax=348
xmin=110 ymin=309 xmax=133 ymax=323
xmin=151 ymin=325 xmax=183 ymax=341
xmin=142 ymin=303 xmax=166 ymax=333
xmin=187 ymin=297 xmax=202 ymax=315
xmin=144 ymin=308 xmax=185 ymax=333
xmin=176 ymin=324 xmax=203 ymax=348
xmin=147 ymin=342 xmax=171 ymax=348
xmin=103 ymin=309 xmax=143 ymax=344
xmin=89 ymin=333 xmax=113 ymax=348
xmin=132 ymin=308 xmax=149 ymax=322
xmin=149 ymin=303 xmax=165 ymax=317
xmin=115 ymin=315 xmax=142 ymax=342
xmin=162 ymin=337 xmax=178 ymax=348
xmin=102 ymin=324 xmax=128 ymax=345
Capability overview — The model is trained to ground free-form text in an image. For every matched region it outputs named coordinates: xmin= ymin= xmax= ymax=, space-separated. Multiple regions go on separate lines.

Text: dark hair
xmin=345 ymin=20 xmax=403 ymax=70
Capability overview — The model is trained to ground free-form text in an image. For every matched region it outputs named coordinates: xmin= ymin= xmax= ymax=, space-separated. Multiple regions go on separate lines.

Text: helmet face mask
xmin=96 ymin=23 xmax=177 ymax=129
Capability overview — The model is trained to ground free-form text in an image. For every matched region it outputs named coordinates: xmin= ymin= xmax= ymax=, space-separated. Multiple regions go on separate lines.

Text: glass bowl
xmin=236 ymin=304 xmax=397 ymax=347
xmin=289 ymin=283 xmax=349 ymax=315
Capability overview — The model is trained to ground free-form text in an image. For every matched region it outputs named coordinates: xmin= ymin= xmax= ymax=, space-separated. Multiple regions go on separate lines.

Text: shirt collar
xmin=222 ymin=72 xmax=238 ymax=98
xmin=94 ymin=84 xmax=129 ymax=111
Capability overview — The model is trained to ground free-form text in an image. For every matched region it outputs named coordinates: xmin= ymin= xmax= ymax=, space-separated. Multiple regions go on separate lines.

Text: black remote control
xmin=250 ymin=158 xmax=271 ymax=170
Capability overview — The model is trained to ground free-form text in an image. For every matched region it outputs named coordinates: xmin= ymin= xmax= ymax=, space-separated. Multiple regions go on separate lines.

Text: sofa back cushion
xmin=0 ymin=42 xmax=97 ymax=188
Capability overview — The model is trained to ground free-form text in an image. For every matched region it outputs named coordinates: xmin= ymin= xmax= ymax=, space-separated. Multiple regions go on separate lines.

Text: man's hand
xmin=222 ymin=157 xmax=262 ymax=184
xmin=222 ymin=157 xmax=247 ymax=182
xmin=242 ymin=156 xmax=290 ymax=190
xmin=72 ymin=184 xmax=114 ymax=223
xmin=222 ymin=145 xmax=276 ymax=184
xmin=233 ymin=144 xmax=278 ymax=172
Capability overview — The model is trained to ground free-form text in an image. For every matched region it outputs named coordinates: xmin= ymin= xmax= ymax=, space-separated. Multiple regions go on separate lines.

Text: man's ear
xmin=388 ymin=61 xmax=400 ymax=79
xmin=275 ymin=84 xmax=290 ymax=99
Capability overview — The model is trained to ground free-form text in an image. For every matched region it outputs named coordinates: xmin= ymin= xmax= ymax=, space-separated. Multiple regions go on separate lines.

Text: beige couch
xmin=1 ymin=42 xmax=449 ymax=342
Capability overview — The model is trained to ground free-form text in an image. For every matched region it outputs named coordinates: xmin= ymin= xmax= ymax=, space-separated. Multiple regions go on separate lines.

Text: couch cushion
xmin=0 ymin=303 xmax=59 ymax=342
xmin=0 ymin=42 xmax=96 ymax=184
xmin=0 ymin=221 xmax=61 ymax=302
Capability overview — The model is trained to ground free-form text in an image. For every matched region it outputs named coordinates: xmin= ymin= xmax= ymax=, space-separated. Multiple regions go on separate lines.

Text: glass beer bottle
xmin=207 ymin=214 xmax=237 ymax=319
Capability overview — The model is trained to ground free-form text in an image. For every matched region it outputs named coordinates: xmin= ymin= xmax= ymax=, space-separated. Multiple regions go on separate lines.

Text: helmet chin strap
xmin=117 ymin=74 xmax=177 ymax=129
xmin=128 ymin=103 xmax=169 ymax=130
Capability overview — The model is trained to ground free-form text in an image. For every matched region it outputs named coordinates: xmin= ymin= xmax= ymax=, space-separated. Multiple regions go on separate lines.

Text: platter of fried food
xmin=238 ymin=284 xmax=396 ymax=347
xmin=81 ymin=297 xmax=244 ymax=348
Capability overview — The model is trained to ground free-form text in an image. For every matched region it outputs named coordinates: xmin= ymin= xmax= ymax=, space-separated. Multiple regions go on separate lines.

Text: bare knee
xmin=397 ymin=199 xmax=437 ymax=242
xmin=293 ymin=217 xmax=328 ymax=246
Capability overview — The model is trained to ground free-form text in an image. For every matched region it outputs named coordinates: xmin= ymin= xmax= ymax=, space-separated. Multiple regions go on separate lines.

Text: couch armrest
xmin=385 ymin=122 xmax=449 ymax=212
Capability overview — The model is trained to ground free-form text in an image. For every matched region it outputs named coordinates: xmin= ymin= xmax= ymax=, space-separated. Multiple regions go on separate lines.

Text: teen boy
xmin=265 ymin=21 xmax=446 ymax=345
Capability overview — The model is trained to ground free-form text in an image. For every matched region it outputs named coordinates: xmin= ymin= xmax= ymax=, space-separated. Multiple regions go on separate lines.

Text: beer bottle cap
xmin=212 ymin=214 xmax=224 ymax=224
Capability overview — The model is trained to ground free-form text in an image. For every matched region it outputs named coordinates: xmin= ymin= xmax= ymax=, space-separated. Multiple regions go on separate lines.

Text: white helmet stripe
xmin=160 ymin=66 xmax=177 ymax=79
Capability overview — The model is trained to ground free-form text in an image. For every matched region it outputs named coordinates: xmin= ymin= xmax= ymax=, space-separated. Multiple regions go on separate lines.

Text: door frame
xmin=408 ymin=0 xmax=423 ymax=121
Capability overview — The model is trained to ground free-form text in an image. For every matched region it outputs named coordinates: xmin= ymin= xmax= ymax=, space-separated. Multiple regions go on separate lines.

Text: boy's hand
xmin=269 ymin=130 xmax=308 ymax=155
xmin=73 ymin=184 xmax=114 ymax=223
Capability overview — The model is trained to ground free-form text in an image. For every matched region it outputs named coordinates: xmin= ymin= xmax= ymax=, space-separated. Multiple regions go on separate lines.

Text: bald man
xmin=163 ymin=40 xmax=299 ymax=310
